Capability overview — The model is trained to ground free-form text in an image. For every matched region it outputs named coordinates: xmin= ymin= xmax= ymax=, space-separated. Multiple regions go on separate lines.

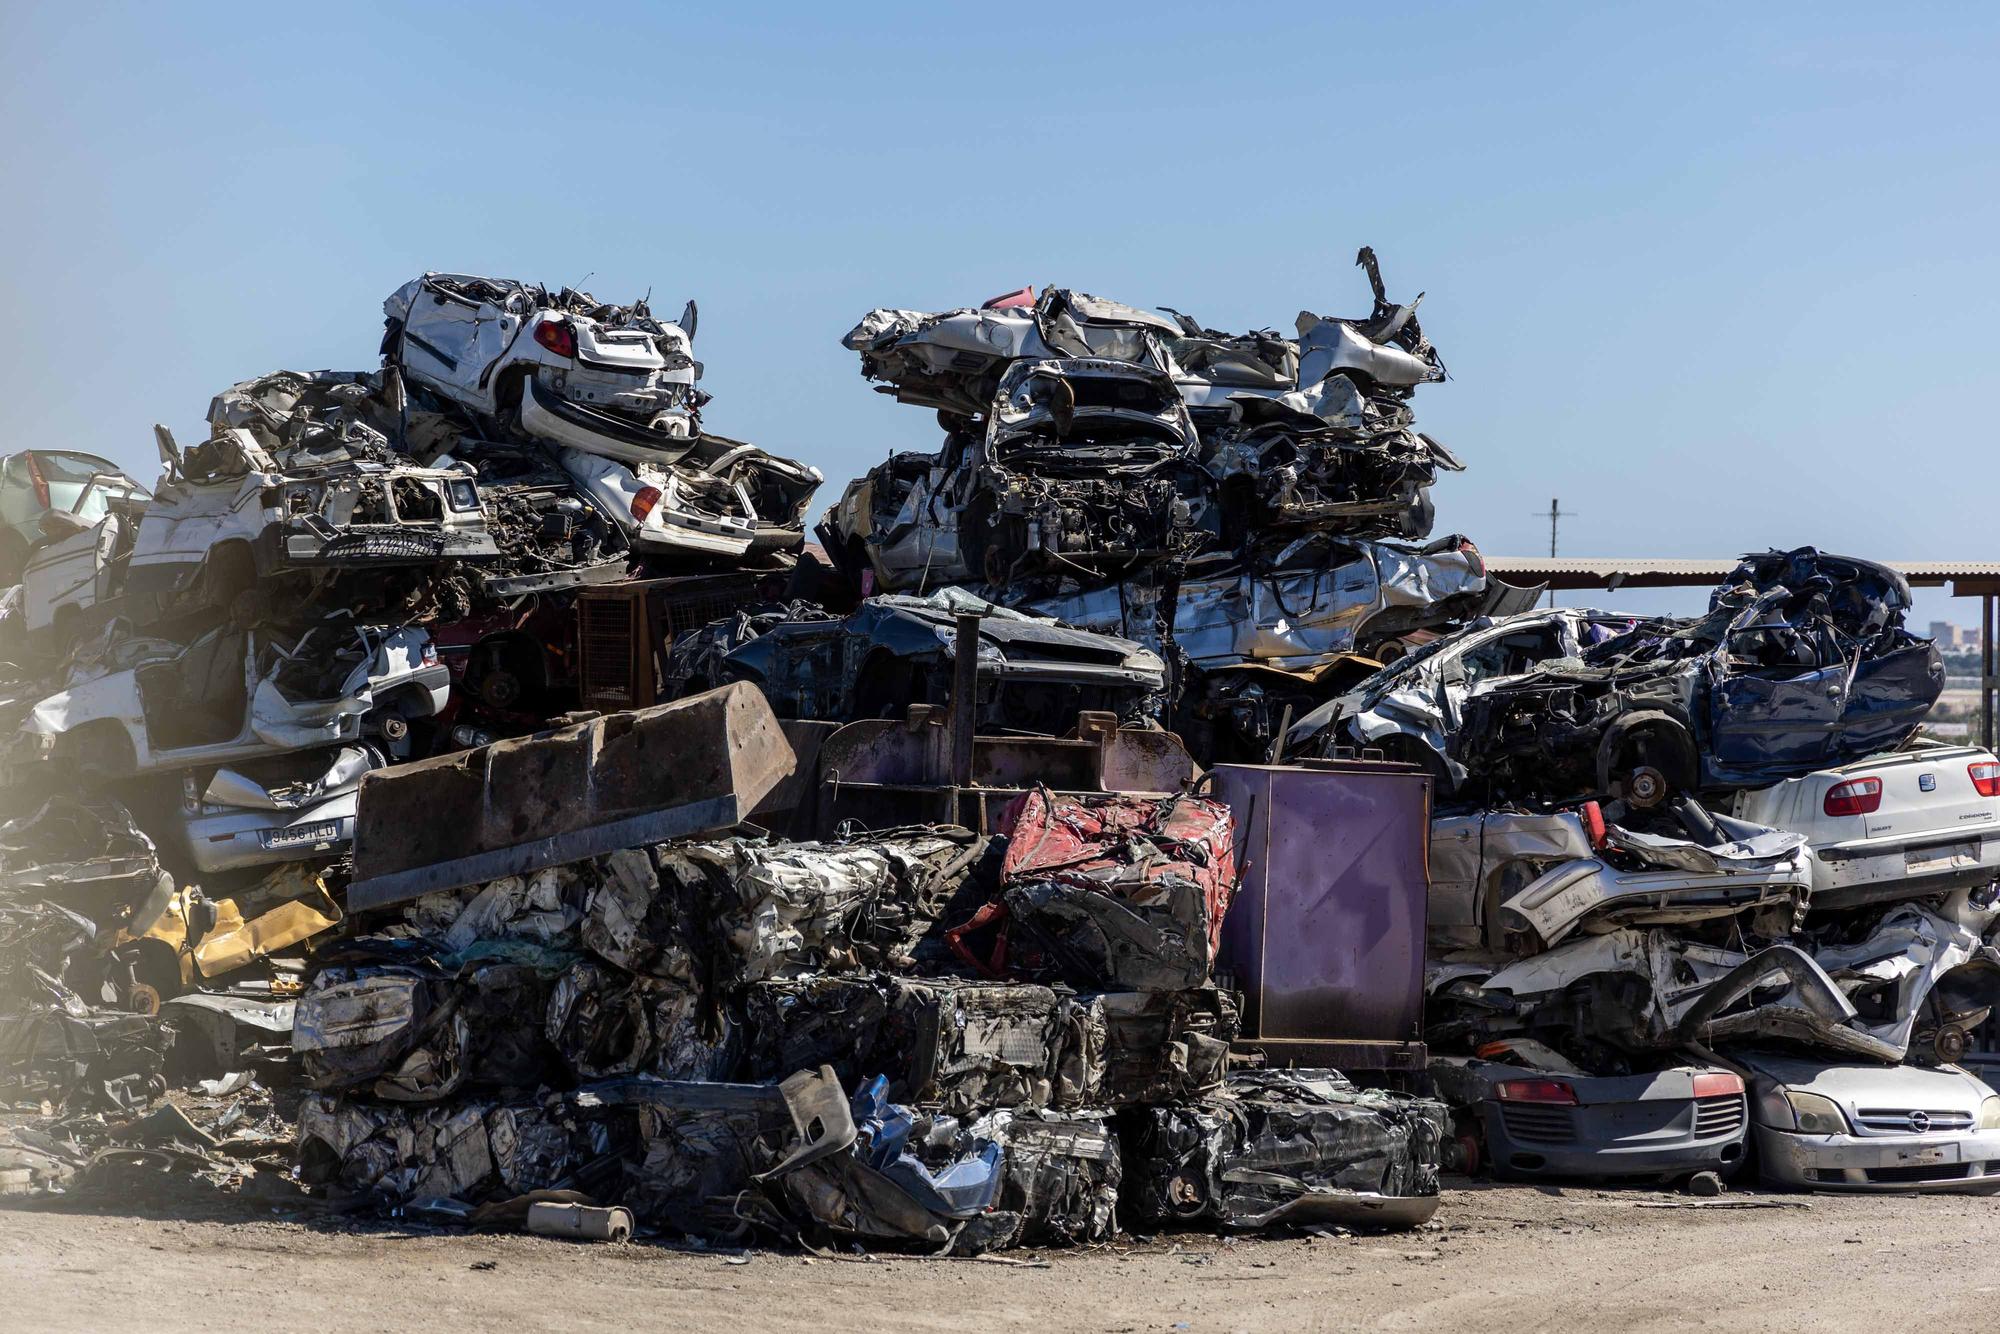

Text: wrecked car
xmin=28 ymin=618 xmax=446 ymax=776
xmin=383 ymin=275 xmax=820 ymax=560
xmin=661 ymin=588 xmax=1164 ymax=731
xmin=1429 ymin=1056 xmax=1747 ymax=1182
xmin=826 ymin=357 xmax=1207 ymax=591
xmin=0 ymin=449 xmax=150 ymax=585
xmin=1735 ymin=1051 xmax=2000 ymax=1192
xmin=128 ymin=422 xmax=497 ymax=623
xmin=384 ymin=273 xmax=706 ymax=443
xmin=1732 ymin=743 xmax=2000 ymax=912
xmin=1294 ymin=549 xmax=1942 ymax=807
xmin=174 ymin=744 xmax=386 ymax=874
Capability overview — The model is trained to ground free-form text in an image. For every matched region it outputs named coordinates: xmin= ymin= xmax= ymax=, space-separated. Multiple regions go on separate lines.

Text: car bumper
xmin=1482 ymin=1101 xmax=1747 ymax=1180
xmin=181 ymin=799 xmax=358 ymax=874
xmin=1810 ymin=838 xmax=2000 ymax=909
xmin=1754 ymin=1124 xmax=2000 ymax=1191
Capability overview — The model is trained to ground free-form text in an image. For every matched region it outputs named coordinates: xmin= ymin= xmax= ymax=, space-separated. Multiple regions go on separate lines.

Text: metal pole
xmin=951 ymin=612 xmax=980 ymax=788
xmin=1983 ymin=593 xmax=1995 ymax=753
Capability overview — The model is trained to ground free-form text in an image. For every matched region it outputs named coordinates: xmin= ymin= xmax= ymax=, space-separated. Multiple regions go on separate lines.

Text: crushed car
xmin=384 ymin=274 xmax=821 ymax=560
xmin=1292 ymin=549 xmax=1943 ymax=807
xmin=661 ymin=588 xmax=1165 ymax=730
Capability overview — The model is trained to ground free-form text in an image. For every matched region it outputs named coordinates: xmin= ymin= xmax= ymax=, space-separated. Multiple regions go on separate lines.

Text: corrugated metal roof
xmin=1482 ymin=558 xmax=2000 ymax=593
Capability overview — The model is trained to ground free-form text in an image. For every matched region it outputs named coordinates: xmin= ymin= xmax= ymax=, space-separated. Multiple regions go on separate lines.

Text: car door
xmin=396 ymin=279 xmax=518 ymax=405
xmin=1827 ymin=639 xmax=1945 ymax=765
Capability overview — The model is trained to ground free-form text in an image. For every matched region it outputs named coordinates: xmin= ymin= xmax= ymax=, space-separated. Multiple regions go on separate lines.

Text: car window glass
xmin=32 ymin=453 xmax=120 ymax=485
xmin=1457 ymin=629 xmax=1563 ymax=686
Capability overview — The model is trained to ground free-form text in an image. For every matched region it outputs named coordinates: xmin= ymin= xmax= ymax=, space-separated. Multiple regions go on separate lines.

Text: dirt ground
xmin=3 ymin=1181 xmax=1995 ymax=1333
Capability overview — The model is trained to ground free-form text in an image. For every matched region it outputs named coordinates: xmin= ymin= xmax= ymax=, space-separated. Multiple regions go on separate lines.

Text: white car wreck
xmin=384 ymin=274 xmax=820 ymax=559
xmin=27 ymin=619 xmax=447 ymax=777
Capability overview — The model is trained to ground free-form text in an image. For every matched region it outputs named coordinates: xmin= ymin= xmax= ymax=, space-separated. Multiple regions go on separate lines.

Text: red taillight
xmin=24 ymin=453 xmax=49 ymax=508
xmin=981 ymin=285 xmax=1035 ymax=310
xmin=1691 ymin=1072 xmax=1744 ymax=1098
xmin=534 ymin=319 xmax=577 ymax=358
xmin=630 ymin=486 xmax=661 ymax=522
xmin=1971 ymin=761 xmax=2000 ymax=798
xmin=1494 ymin=1079 xmax=1577 ymax=1105
xmin=1823 ymin=776 xmax=1882 ymax=817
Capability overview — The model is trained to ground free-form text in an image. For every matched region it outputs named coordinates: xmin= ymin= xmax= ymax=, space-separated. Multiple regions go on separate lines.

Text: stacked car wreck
xmin=1285 ymin=549 xmax=2000 ymax=1190
xmin=822 ymin=250 xmax=1537 ymax=760
xmin=4 ymin=253 xmax=1998 ymax=1260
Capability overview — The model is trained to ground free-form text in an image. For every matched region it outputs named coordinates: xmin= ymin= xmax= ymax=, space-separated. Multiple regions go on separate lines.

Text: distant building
xmin=1930 ymin=621 xmax=1984 ymax=651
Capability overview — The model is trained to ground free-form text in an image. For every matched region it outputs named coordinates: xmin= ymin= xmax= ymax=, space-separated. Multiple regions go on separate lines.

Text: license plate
xmin=1907 ymin=841 xmax=1978 ymax=874
xmin=261 ymin=819 xmax=340 ymax=851
xmin=1881 ymin=1143 xmax=1958 ymax=1168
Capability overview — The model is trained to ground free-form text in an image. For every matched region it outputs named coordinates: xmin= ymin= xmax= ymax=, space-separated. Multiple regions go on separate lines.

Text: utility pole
xmin=1536 ymin=497 xmax=1572 ymax=607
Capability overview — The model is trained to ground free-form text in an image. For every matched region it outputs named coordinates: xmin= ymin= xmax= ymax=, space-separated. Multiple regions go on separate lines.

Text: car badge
xmin=1910 ymin=1110 xmax=1931 ymax=1132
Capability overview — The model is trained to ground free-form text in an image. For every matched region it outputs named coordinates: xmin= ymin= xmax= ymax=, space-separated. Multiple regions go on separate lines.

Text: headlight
xmin=1784 ymin=1090 xmax=1848 ymax=1135
xmin=1978 ymin=1096 xmax=2000 ymax=1130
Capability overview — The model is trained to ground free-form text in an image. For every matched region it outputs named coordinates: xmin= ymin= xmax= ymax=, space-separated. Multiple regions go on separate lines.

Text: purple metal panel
xmin=1211 ymin=762 xmax=1430 ymax=1048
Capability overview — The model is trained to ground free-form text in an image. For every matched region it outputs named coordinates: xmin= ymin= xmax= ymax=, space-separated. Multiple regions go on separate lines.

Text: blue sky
xmin=2 ymin=2 xmax=1991 ymax=627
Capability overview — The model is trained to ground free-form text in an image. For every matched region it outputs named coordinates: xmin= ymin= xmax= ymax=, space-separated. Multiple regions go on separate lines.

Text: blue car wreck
xmin=1293 ymin=547 xmax=1942 ymax=808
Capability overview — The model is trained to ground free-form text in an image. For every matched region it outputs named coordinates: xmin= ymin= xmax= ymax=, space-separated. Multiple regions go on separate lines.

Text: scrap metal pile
xmin=263 ymin=701 xmax=1448 ymax=1249
xmin=3 ymin=252 xmax=1997 ymax=1243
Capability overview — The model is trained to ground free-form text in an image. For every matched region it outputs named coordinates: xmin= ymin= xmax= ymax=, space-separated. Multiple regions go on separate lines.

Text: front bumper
xmin=1754 ymin=1124 xmax=2000 ymax=1192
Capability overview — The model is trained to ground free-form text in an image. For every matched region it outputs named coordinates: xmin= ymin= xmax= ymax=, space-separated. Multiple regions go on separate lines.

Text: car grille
xmin=1854 ymin=1108 xmax=1975 ymax=1134
xmin=1865 ymin=1163 xmax=1972 ymax=1184
xmin=1693 ymin=1093 xmax=1745 ymax=1138
xmin=1499 ymin=1103 xmax=1575 ymax=1145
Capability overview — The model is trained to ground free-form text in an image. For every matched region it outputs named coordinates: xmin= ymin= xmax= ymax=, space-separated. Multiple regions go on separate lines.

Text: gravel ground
xmin=3 ymin=1180 xmax=1996 ymax=1333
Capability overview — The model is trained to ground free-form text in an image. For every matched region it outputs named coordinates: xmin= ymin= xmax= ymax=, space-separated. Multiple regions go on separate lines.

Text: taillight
xmin=24 ymin=453 xmax=49 ymax=508
xmin=1823 ymin=776 xmax=1882 ymax=817
xmin=1494 ymin=1079 xmax=1577 ymax=1105
xmin=630 ymin=486 xmax=661 ymax=522
xmin=534 ymin=319 xmax=577 ymax=358
xmin=1971 ymin=760 xmax=2000 ymax=798
xmin=1691 ymin=1072 xmax=1743 ymax=1098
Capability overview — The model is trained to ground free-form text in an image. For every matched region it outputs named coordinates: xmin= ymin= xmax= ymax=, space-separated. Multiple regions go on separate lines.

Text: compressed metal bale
xmin=1064 ymin=987 xmax=1238 ymax=1107
xmin=969 ymin=1108 xmax=1121 ymax=1246
xmin=1120 ymin=1069 xmax=1449 ymax=1230
xmin=742 ymin=975 xmax=1068 ymax=1115
xmin=545 ymin=960 xmax=735 ymax=1083
xmin=296 ymin=1093 xmax=570 ymax=1205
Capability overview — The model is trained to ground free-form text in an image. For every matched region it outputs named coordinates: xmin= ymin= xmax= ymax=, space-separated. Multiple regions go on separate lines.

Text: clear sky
xmin=2 ymin=2 xmax=1991 ymax=627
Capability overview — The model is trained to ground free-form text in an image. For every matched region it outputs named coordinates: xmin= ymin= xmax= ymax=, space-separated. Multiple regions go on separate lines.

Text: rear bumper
xmin=1754 ymin=1124 xmax=2000 ymax=1192
xmin=181 ymin=801 xmax=357 ymax=874
xmin=1482 ymin=1101 xmax=1747 ymax=1180
xmin=1810 ymin=837 xmax=2000 ymax=909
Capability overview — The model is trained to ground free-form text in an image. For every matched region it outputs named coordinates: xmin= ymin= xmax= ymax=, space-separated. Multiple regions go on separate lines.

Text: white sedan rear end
xmin=1734 ymin=744 xmax=2000 ymax=911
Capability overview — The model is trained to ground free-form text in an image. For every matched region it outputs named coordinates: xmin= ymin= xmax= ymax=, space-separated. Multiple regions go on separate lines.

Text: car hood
xmin=1732 ymin=1050 xmax=1991 ymax=1107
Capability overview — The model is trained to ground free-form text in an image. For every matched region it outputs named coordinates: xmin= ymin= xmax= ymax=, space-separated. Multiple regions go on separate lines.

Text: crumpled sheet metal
xmin=1025 ymin=535 xmax=1492 ymax=672
xmin=545 ymin=959 xmax=734 ymax=1083
xmin=0 ymin=901 xmax=171 ymax=1113
xmin=658 ymin=826 xmax=988 ymax=984
xmin=777 ymin=1076 xmax=1007 ymax=1252
xmin=1068 ymin=988 xmax=1237 ymax=1107
xmin=968 ymin=1108 xmax=1121 ymax=1247
xmin=297 ymin=1092 xmax=576 ymax=1205
xmin=982 ymin=789 xmax=1237 ymax=992
xmin=293 ymin=957 xmax=566 ymax=1101
xmin=1122 ymin=1069 xmax=1447 ymax=1231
